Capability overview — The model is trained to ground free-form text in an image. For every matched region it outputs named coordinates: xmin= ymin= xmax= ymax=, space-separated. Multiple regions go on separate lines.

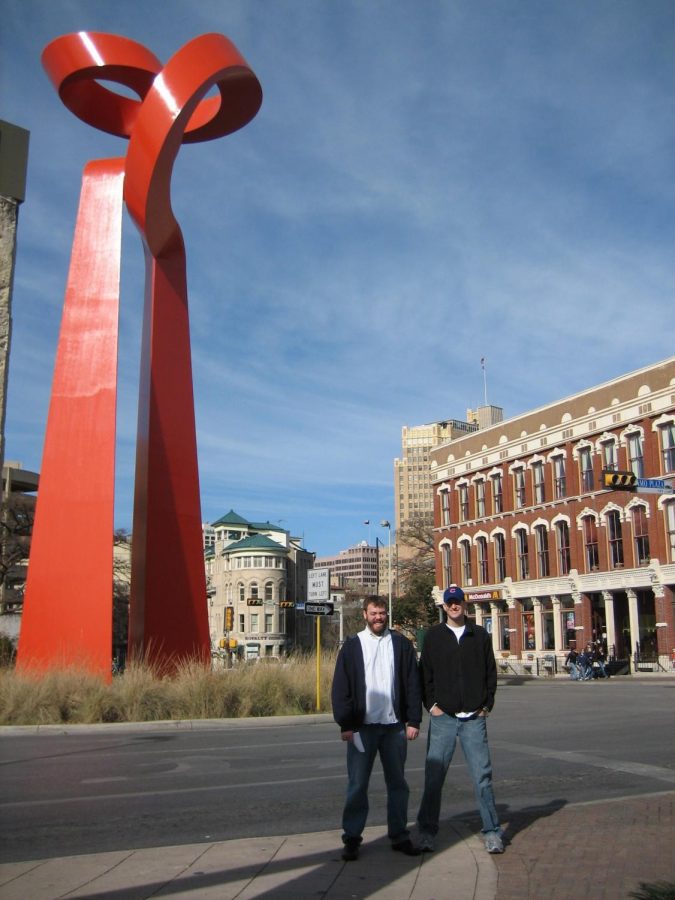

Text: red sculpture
xmin=17 ymin=33 xmax=262 ymax=678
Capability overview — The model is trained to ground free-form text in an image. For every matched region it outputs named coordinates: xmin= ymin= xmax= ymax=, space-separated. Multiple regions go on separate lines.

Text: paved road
xmin=2 ymin=678 xmax=674 ymax=869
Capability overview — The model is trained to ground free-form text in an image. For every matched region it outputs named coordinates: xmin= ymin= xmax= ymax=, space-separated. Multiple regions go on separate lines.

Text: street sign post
xmin=306 ymin=568 xmax=331 ymax=712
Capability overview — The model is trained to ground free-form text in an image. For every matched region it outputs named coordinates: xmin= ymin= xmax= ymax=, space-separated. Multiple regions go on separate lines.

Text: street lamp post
xmin=380 ymin=520 xmax=392 ymax=624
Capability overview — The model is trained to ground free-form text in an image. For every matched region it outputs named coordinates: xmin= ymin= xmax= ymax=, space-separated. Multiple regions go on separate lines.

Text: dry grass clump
xmin=0 ymin=651 xmax=337 ymax=725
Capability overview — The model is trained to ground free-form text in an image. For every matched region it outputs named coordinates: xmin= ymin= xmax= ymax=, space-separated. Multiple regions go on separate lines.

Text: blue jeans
xmin=342 ymin=723 xmax=410 ymax=844
xmin=568 ymin=662 xmax=581 ymax=680
xmin=417 ymin=713 xmax=500 ymax=836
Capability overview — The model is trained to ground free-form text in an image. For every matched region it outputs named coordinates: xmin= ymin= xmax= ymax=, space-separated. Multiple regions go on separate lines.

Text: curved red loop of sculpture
xmin=124 ymin=33 xmax=262 ymax=256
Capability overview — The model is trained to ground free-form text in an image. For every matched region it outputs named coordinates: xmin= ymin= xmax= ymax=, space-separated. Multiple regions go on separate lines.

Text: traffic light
xmin=225 ymin=606 xmax=234 ymax=631
xmin=601 ymin=469 xmax=637 ymax=490
xmin=246 ymin=598 xmax=263 ymax=606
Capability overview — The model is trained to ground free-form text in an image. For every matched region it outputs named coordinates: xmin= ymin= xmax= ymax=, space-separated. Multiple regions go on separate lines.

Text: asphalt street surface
xmin=2 ymin=678 xmax=674 ymax=865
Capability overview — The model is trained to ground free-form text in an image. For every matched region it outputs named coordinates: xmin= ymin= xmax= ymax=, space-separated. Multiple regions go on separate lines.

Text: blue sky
xmin=2 ymin=1 xmax=674 ymax=557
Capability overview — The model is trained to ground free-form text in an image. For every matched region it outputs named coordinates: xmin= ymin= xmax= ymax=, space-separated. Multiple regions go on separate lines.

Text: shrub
xmin=0 ymin=651 xmax=338 ymax=725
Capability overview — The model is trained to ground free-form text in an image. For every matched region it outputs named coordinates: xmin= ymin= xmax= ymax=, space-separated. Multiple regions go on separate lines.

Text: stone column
xmin=489 ymin=602 xmax=500 ymax=656
xmin=552 ymin=595 xmax=562 ymax=651
xmin=627 ymin=589 xmax=640 ymax=659
xmin=602 ymin=590 xmax=616 ymax=656
xmin=507 ymin=598 xmax=521 ymax=656
xmin=533 ymin=598 xmax=542 ymax=651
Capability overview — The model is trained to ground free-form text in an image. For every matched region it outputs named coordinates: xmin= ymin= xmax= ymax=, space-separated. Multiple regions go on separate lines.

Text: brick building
xmin=430 ymin=358 xmax=675 ymax=672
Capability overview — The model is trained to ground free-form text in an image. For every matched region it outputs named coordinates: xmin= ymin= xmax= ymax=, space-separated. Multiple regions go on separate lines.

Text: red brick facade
xmin=431 ymin=358 xmax=675 ymax=671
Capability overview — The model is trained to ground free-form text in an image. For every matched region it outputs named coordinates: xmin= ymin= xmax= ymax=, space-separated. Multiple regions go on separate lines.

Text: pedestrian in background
xmin=416 ymin=585 xmax=504 ymax=854
xmin=565 ymin=646 xmax=581 ymax=680
xmin=331 ymin=597 xmax=422 ymax=861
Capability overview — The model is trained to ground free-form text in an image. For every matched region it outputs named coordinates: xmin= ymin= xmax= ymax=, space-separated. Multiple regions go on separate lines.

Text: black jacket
xmin=419 ymin=621 xmax=497 ymax=715
xmin=331 ymin=630 xmax=422 ymax=732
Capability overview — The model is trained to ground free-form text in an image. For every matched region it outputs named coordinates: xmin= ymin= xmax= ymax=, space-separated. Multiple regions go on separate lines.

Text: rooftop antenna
xmin=481 ymin=357 xmax=488 ymax=407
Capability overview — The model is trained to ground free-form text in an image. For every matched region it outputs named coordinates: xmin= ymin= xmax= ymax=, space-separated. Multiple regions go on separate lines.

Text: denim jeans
xmin=342 ymin=722 xmax=410 ymax=844
xmin=417 ymin=712 xmax=500 ymax=836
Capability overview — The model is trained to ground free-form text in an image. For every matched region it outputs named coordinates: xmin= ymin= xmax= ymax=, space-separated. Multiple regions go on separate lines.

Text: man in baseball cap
xmin=417 ymin=584 xmax=503 ymax=854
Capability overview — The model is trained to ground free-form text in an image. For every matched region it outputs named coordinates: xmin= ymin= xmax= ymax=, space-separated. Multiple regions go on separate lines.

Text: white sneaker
xmin=418 ymin=832 xmax=435 ymax=852
xmin=484 ymin=830 xmax=504 ymax=854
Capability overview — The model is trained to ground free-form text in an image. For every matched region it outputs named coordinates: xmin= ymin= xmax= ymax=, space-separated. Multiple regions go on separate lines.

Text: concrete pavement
xmin=2 ymin=792 xmax=673 ymax=899
xmin=0 ymin=819 xmax=498 ymax=899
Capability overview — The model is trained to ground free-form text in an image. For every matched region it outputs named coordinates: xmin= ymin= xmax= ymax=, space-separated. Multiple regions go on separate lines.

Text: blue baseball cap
xmin=442 ymin=584 xmax=466 ymax=605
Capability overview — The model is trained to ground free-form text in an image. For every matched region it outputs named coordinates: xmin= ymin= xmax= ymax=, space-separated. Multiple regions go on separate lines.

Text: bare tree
xmin=0 ymin=492 xmax=34 ymax=613
xmin=393 ymin=516 xmax=437 ymax=634
xmin=112 ymin=529 xmax=131 ymax=666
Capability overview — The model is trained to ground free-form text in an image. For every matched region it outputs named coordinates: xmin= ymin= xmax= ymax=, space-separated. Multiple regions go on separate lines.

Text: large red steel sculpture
xmin=17 ymin=33 xmax=262 ymax=678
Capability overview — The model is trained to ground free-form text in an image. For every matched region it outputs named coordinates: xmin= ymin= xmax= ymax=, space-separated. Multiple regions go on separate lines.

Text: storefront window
xmin=498 ymin=609 xmax=510 ymax=651
xmin=522 ymin=610 xmax=535 ymax=651
xmin=542 ymin=609 xmax=555 ymax=650
xmin=562 ymin=607 xmax=576 ymax=649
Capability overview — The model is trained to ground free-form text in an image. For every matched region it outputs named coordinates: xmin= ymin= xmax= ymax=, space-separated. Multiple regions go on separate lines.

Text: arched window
xmin=556 ymin=520 xmax=571 ymax=575
xmin=658 ymin=421 xmax=675 ymax=472
xmin=626 ymin=430 xmax=644 ymax=478
xmin=441 ymin=543 xmax=452 ymax=588
xmin=577 ymin=444 xmax=594 ymax=492
xmin=476 ymin=536 xmax=488 ymax=583
xmin=532 ymin=461 xmax=545 ymax=504
xmin=582 ymin=515 xmax=599 ymax=571
xmin=238 ymin=582 xmax=245 ymax=602
xmin=494 ymin=533 xmax=506 ymax=582
xmin=606 ymin=510 xmax=624 ymax=568
xmin=264 ymin=581 xmax=274 ymax=601
xmin=552 ymin=455 xmax=566 ymax=499
xmin=439 ymin=488 xmax=451 ymax=527
xmin=250 ymin=582 xmax=259 ymax=599
xmin=475 ymin=479 xmax=486 ymax=518
xmin=459 ymin=538 xmax=472 ymax=585
xmin=599 ymin=435 xmax=618 ymax=471
xmin=514 ymin=528 xmax=529 ymax=580
xmin=534 ymin=524 xmax=549 ymax=577
xmin=458 ymin=484 xmax=469 ymax=521
xmin=513 ymin=467 xmax=526 ymax=509
xmin=663 ymin=500 xmax=675 ymax=563
xmin=491 ymin=472 xmax=503 ymax=514
xmin=632 ymin=506 xmax=650 ymax=565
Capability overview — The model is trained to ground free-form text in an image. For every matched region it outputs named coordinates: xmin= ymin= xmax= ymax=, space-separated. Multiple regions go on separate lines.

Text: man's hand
xmin=406 ymin=725 xmax=419 ymax=740
xmin=341 ymin=730 xmax=354 ymax=742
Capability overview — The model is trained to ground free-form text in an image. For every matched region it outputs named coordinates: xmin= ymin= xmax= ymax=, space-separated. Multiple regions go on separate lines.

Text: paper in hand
xmin=352 ymin=731 xmax=365 ymax=752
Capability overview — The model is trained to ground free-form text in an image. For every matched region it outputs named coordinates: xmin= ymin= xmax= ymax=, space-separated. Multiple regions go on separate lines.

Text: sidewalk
xmin=0 ymin=820 xmax=498 ymax=899
xmin=493 ymin=790 xmax=675 ymax=900
xmin=2 ymin=792 xmax=673 ymax=899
